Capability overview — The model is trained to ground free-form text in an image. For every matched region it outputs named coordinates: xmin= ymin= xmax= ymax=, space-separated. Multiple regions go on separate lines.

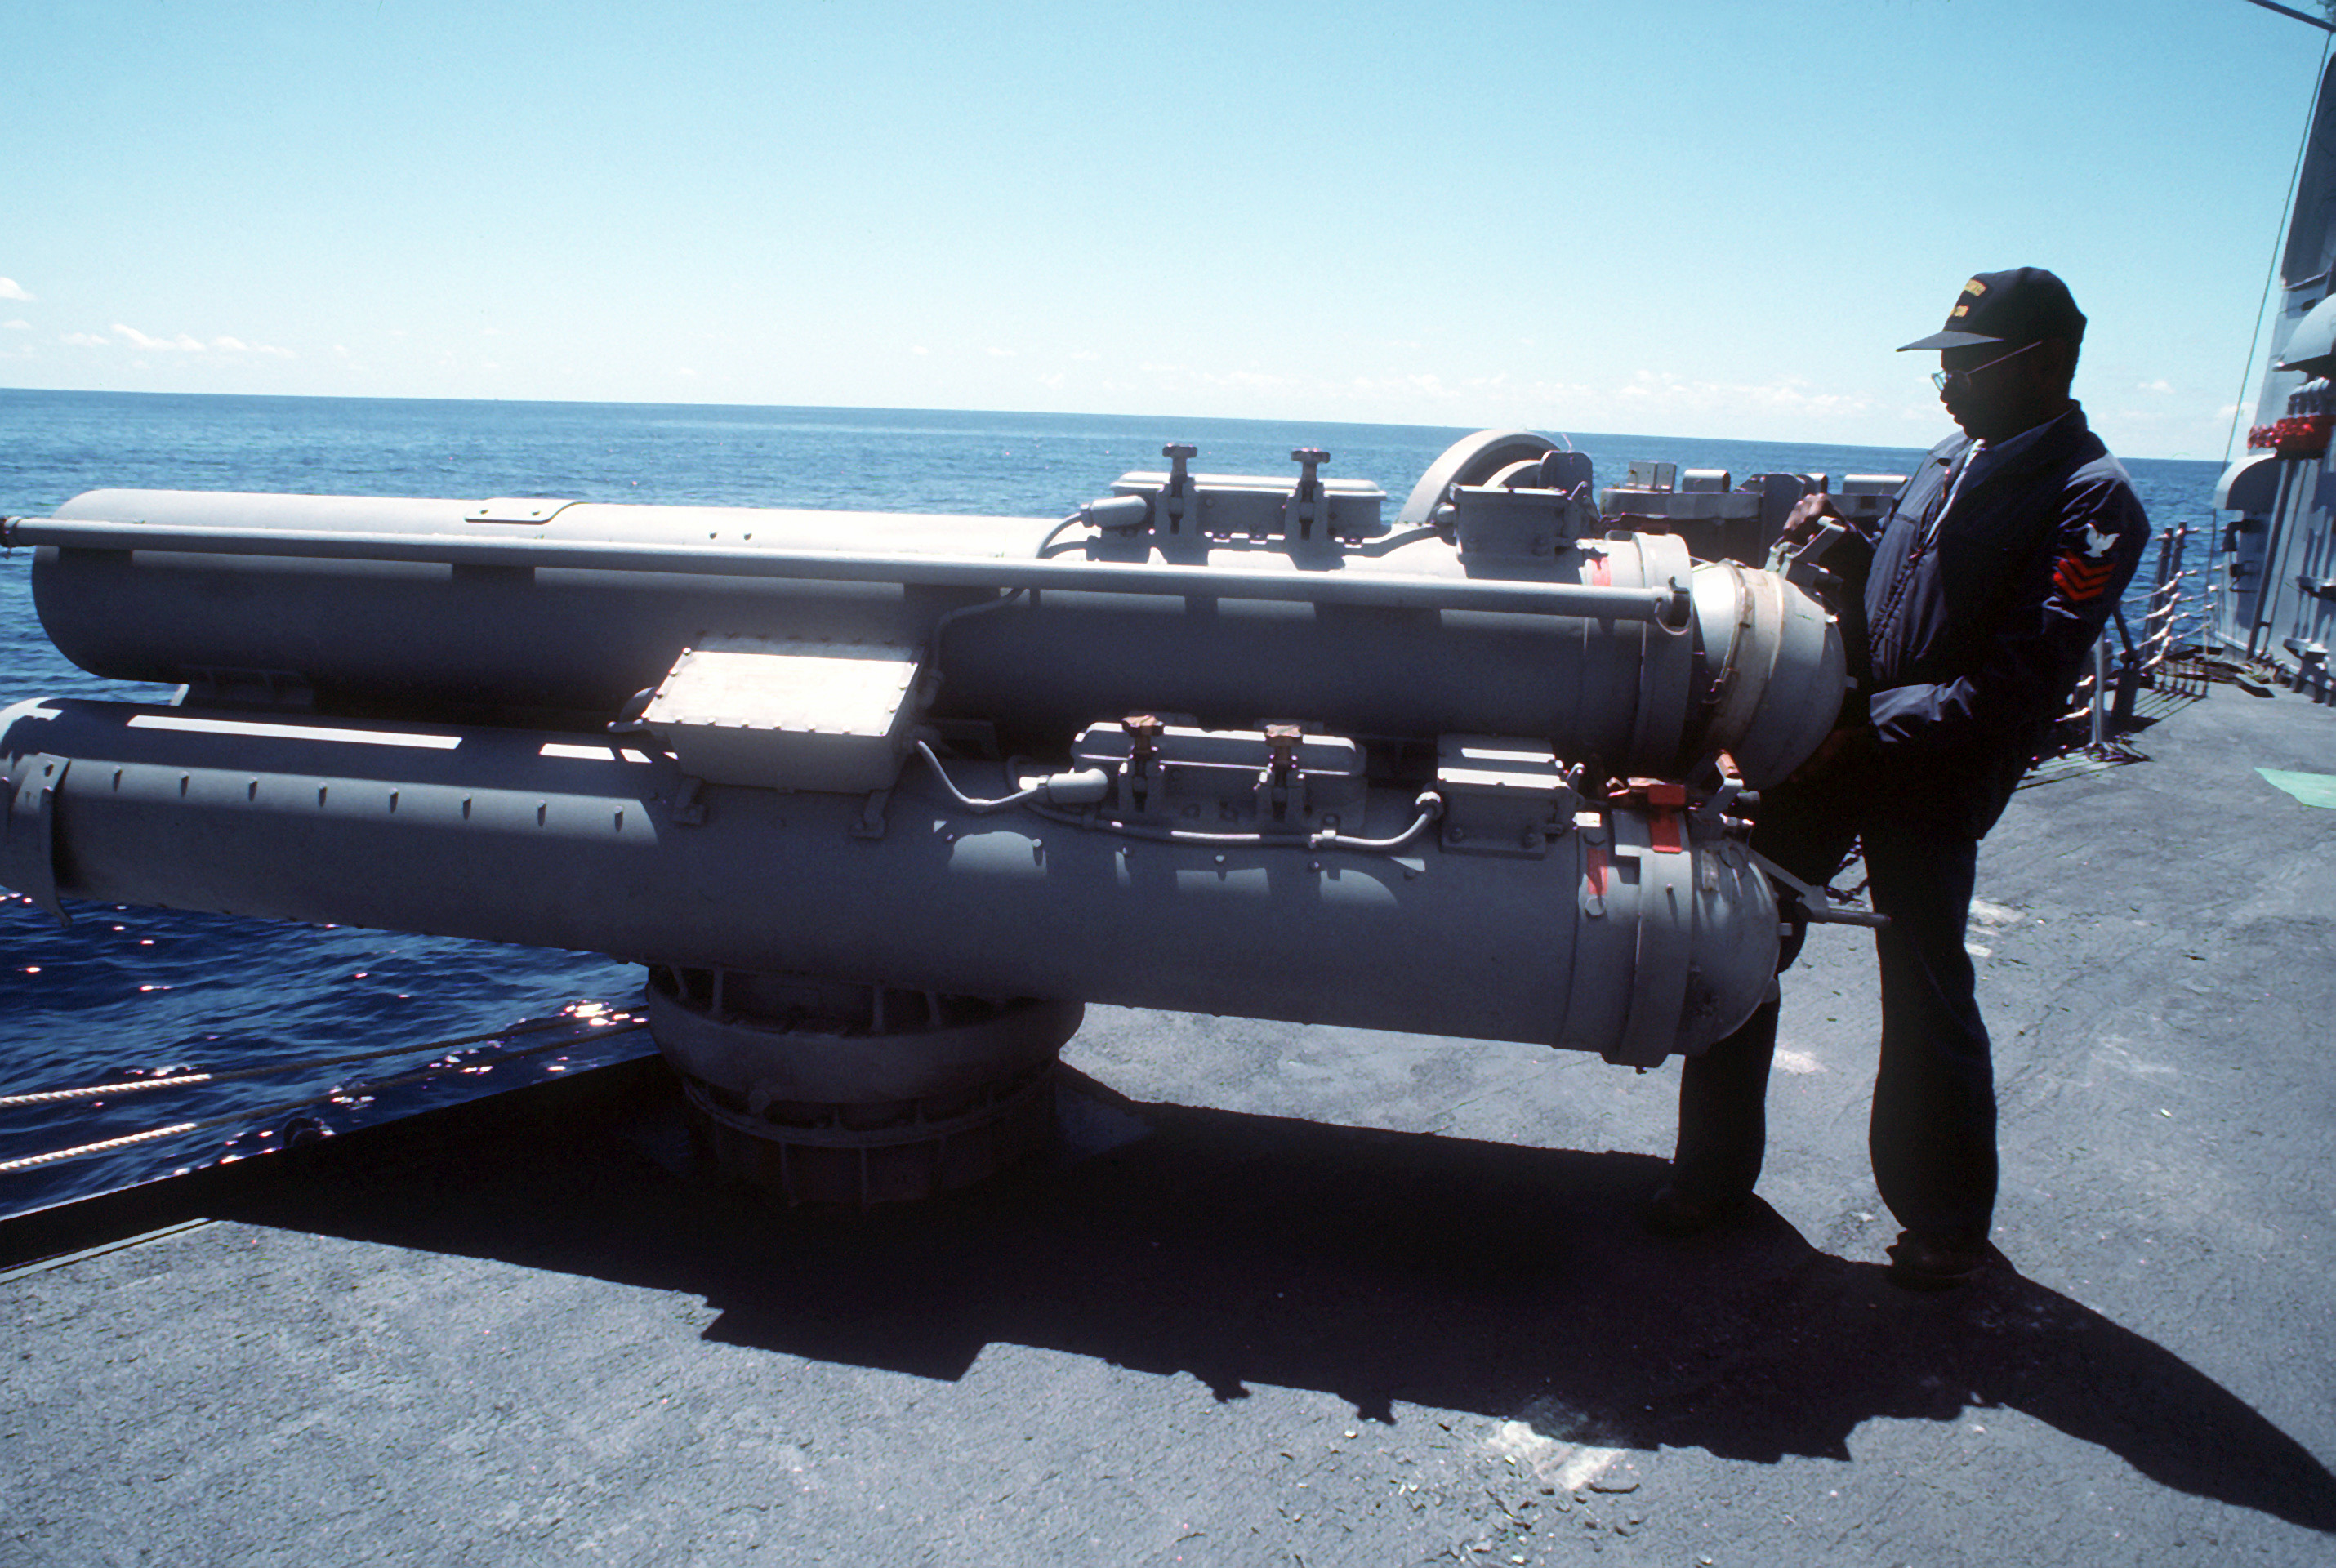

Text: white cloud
xmin=985 ymin=346 xmax=1017 ymax=358
xmin=82 ymin=323 xmax=296 ymax=358
xmin=0 ymin=278 xmax=31 ymax=302
xmin=1612 ymin=368 xmax=1876 ymax=419
xmin=2138 ymin=378 xmax=2174 ymax=394
xmin=2 ymin=318 xmax=29 ymax=331
xmin=114 ymin=323 xmax=206 ymax=351
xmin=209 ymin=335 xmax=295 ymax=358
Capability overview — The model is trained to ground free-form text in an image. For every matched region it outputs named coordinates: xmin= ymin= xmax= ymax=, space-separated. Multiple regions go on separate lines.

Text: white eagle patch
xmin=2084 ymin=523 xmax=2119 ymax=559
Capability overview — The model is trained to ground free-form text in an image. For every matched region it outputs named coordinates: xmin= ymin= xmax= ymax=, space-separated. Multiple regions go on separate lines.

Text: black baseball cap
xmin=1897 ymin=267 xmax=2087 ymax=352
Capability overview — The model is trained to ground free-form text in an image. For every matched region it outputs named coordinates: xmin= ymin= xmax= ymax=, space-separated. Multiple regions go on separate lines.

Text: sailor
xmin=1644 ymin=267 xmax=2151 ymax=1288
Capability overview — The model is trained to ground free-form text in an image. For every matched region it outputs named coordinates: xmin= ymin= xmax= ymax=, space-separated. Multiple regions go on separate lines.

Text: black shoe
xmin=1884 ymin=1230 xmax=1994 ymax=1290
xmin=1638 ymin=1183 xmax=1750 ymax=1238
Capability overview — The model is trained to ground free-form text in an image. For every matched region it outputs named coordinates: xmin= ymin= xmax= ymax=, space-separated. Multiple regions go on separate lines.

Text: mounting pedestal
xmin=644 ymin=965 xmax=1081 ymax=1204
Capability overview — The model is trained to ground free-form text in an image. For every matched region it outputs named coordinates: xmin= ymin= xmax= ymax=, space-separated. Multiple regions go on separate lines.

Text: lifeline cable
xmin=0 ymin=1007 xmax=644 ymax=1111
xmin=0 ymin=1020 xmax=649 ymax=1174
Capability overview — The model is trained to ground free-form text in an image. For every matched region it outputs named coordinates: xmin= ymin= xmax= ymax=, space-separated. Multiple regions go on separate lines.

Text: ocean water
xmin=0 ymin=390 xmax=2224 ymax=1216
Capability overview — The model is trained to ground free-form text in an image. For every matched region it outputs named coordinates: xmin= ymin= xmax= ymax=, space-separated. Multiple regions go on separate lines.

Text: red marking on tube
xmin=1590 ymin=554 xmax=1612 ymax=588
xmin=1643 ymin=781 xmax=1687 ymax=853
xmin=1585 ymin=841 xmax=1609 ymax=898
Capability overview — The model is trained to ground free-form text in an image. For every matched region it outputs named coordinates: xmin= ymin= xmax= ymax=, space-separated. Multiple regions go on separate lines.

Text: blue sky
xmin=2 ymin=0 xmax=2327 ymax=459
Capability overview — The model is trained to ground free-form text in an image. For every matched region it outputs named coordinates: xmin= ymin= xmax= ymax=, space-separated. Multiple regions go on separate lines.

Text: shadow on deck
xmin=10 ymin=1055 xmax=2331 ymax=1534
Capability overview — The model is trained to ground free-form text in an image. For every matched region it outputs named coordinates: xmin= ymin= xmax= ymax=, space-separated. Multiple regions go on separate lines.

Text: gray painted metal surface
xmin=0 ymin=434 xmax=1849 ymax=1107
xmin=2216 ymin=54 xmax=2336 ymax=693
xmin=17 ymin=484 xmax=1838 ymax=785
xmin=0 ymin=697 xmax=1777 ymax=1060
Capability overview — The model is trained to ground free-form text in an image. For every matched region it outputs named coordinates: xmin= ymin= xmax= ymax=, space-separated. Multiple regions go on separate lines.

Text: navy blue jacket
xmin=1852 ymin=404 xmax=2150 ymax=835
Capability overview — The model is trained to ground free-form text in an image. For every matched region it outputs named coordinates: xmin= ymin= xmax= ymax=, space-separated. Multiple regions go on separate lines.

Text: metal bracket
xmin=1256 ymin=723 xmax=1301 ymax=824
xmin=1436 ymin=736 xmax=1576 ymax=858
xmin=854 ymin=787 xmax=892 ymax=840
xmin=1103 ymin=448 xmax=1386 ymax=544
xmin=2 ymin=755 xmax=72 ymax=925
xmin=1605 ymin=830 xmax=1694 ymax=1069
xmin=1161 ymin=444 xmax=1197 ymax=532
xmin=1284 ymin=449 xmax=1329 ymax=541
xmin=1118 ymin=712 xmax=1162 ymax=815
xmin=607 ymin=728 xmax=710 ymax=826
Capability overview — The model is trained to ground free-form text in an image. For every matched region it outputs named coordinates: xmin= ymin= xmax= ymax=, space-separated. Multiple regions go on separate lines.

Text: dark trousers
xmin=1672 ymin=778 xmax=1998 ymax=1241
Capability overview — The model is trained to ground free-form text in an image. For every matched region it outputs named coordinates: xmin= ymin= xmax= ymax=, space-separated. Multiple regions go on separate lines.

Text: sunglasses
xmin=1932 ymin=340 xmax=2040 ymax=394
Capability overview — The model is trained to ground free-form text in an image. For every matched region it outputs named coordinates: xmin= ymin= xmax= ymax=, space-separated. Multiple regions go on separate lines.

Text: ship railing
xmin=2133 ymin=523 xmax=2211 ymax=699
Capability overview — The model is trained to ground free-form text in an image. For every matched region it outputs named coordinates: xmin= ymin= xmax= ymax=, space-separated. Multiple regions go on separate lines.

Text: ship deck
xmin=5 ymin=670 xmax=2334 ymax=1567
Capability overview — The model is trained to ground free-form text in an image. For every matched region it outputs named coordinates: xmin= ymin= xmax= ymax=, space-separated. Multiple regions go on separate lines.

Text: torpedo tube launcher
xmin=0 ymin=432 xmax=1854 ymax=1200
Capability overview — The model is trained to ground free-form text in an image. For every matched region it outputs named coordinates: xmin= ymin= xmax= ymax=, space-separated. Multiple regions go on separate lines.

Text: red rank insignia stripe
xmin=2053 ymin=554 xmax=2117 ymax=601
